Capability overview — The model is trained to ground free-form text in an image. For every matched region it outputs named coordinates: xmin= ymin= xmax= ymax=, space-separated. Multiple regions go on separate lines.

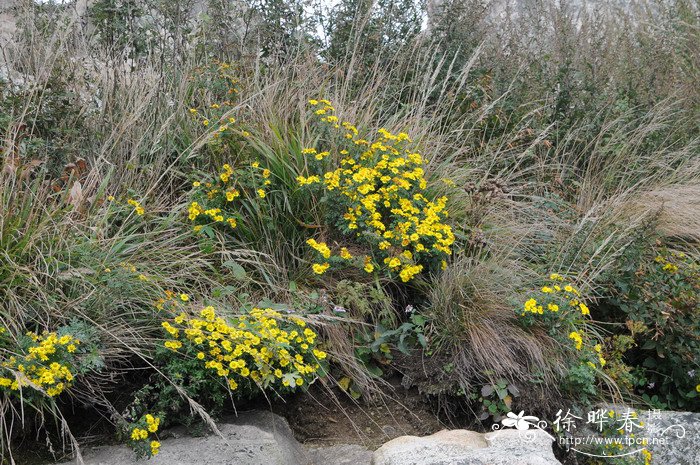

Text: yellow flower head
xmin=312 ymin=263 xmax=330 ymax=275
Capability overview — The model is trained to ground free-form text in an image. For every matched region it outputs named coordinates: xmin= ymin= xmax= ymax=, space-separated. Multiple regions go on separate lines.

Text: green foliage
xmin=323 ymin=0 xmax=423 ymax=67
xmin=469 ymin=379 xmax=520 ymax=422
xmin=517 ymin=274 xmax=605 ymax=403
xmin=606 ymin=245 xmax=700 ymax=410
xmin=89 ymin=0 xmax=149 ymax=57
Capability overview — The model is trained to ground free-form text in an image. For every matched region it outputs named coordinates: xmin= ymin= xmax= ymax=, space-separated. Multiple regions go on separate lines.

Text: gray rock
xmin=593 ymin=405 xmax=700 ymax=465
xmin=636 ymin=410 xmax=700 ymax=465
xmin=57 ymin=411 xmax=371 ymax=465
xmin=371 ymin=428 xmax=561 ymax=465
xmin=307 ymin=444 xmax=373 ymax=465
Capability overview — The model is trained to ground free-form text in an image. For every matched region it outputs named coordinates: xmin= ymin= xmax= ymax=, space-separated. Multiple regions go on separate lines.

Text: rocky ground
xmin=55 ymin=410 xmax=561 ymax=465
xmin=49 ymin=406 xmax=699 ymax=465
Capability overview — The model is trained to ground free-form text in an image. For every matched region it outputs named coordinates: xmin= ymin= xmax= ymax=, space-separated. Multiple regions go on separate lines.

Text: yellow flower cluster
xmin=130 ymin=413 xmax=161 ymax=457
xmin=568 ymin=331 xmax=583 ymax=350
xmin=0 ymin=331 xmax=80 ymax=397
xmin=188 ymin=161 xmax=272 ymax=233
xmin=521 ymin=274 xmax=589 ymax=316
xmin=522 ymin=274 xmax=606 ymax=369
xmin=105 ymin=196 xmax=145 ymax=216
xmin=307 ymin=239 xmax=331 ymax=259
xmin=162 ymin=306 xmax=326 ymax=391
xmin=300 ymin=99 xmax=455 ymax=282
xmin=654 ymin=251 xmax=688 ymax=274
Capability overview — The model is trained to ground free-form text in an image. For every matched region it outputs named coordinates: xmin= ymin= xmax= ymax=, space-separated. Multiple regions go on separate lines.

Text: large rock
xmin=634 ymin=410 xmax=700 ymax=465
xmin=371 ymin=428 xmax=561 ymax=465
xmin=57 ymin=410 xmax=371 ymax=465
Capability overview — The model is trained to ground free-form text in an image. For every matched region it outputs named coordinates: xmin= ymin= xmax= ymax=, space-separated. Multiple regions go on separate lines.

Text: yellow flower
xmin=257 ymin=189 xmax=266 ymax=198
xmin=262 ymin=169 xmax=271 ymax=178
xmin=579 ymin=303 xmax=590 ymax=316
xmin=568 ymin=331 xmax=583 ymax=350
xmin=297 ymin=175 xmax=320 ymax=186
xmin=307 ymin=239 xmax=331 ymax=259
xmin=150 ymin=441 xmax=160 ymax=456
xmin=193 ymin=181 xmax=201 ymax=187
xmin=312 ymin=263 xmax=330 ymax=275
xmin=180 ymin=293 xmax=190 ymax=301
xmin=339 ymin=247 xmax=353 ymax=259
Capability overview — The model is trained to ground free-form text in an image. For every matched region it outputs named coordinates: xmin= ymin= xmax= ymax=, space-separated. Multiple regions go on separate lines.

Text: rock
xmin=371 ymin=428 xmax=561 ymax=465
xmin=56 ymin=411 xmax=372 ymax=465
xmin=307 ymin=444 xmax=373 ymax=465
xmin=634 ymin=410 xmax=700 ymax=465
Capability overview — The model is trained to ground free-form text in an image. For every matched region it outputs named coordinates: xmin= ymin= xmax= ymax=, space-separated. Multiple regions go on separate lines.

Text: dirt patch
xmin=269 ymin=375 xmax=467 ymax=450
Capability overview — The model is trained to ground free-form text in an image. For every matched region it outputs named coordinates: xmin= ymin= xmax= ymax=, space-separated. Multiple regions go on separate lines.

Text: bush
xmin=605 ymin=245 xmax=700 ymax=410
xmin=121 ymin=304 xmax=328 ymax=434
xmin=518 ymin=274 xmax=605 ymax=403
xmin=297 ymin=99 xmax=455 ymax=283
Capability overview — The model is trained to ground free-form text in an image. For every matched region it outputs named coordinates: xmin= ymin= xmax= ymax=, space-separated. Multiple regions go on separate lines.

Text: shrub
xmin=0 ymin=325 xmax=97 ymax=399
xmin=518 ymin=274 xmax=605 ymax=402
xmin=606 ymin=246 xmax=700 ymax=410
xmin=297 ymin=99 xmax=455 ymax=283
xmin=124 ymin=413 xmax=162 ymax=459
xmin=136 ymin=304 xmax=328 ymax=425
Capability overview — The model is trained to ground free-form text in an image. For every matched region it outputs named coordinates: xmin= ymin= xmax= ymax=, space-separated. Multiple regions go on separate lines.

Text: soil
xmin=270 ymin=375 xmax=454 ymax=450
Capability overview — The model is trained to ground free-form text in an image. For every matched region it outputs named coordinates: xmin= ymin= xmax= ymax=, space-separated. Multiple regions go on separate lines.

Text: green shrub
xmin=606 ymin=246 xmax=700 ymax=410
xmin=297 ymin=99 xmax=455 ymax=283
xmin=518 ymin=274 xmax=605 ymax=403
xmin=126 ymin=304 xmax=328 ymax=427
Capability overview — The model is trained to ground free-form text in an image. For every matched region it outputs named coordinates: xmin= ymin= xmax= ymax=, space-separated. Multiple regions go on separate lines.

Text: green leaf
xmin=222 ymin=260 xmax=247 ymax=279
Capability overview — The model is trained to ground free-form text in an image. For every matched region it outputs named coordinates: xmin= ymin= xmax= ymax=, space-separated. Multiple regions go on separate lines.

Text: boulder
xmin=57 ymin=410 xmax=371 ymax=465
xmin=635 ymin=410 xmax=700 ymax=465
xmin=371 ymin=428 xmax=561 ymax=465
